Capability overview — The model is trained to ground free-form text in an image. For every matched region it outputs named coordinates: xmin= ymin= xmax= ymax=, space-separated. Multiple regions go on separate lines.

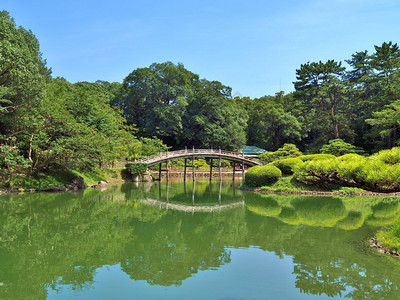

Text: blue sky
xmin=2 ymin=0 xmax=400 ymax=98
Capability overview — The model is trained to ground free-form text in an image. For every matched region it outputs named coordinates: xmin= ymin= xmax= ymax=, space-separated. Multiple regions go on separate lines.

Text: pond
xmin=0 ymin=179 xmax=400 ymax=299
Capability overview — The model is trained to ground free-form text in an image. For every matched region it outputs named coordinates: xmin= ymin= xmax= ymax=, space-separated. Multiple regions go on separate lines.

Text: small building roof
xmin=241 ymin=145 xmax=267 ymax=156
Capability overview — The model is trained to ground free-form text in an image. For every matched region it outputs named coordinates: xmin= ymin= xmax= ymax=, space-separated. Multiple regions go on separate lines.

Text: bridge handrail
xmin=136 ymin=148 xmax=261 ymax=164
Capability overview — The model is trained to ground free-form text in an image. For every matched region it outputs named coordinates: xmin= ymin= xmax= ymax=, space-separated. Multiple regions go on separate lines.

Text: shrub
xmin=320 ymin=139 xmax=364 ymax=156
xmin=298 ymin=154 xmax=336 ymax=162
xmin=259 ymin=144 xmax=302 ymax=163
xmin=126 ymin=162 xmax=148 ymax=175
xmin=244 ymin=165 xmax=282 ymax=187
xmin=372 ymin=147 xmax=400 ymax=165
xmin=293 ymin=153 xmax=400 ymax=193
xmin=270 ymin=157 xmax=303 ymax=175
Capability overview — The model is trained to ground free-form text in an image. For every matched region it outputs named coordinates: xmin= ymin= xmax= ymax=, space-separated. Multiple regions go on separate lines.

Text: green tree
xmin=294 ymin=60 xmax=352 ymax=150
xmin=365 ymin=100 xmax=400 ymax=148
xmin=116 ymin=62 xmax=195 ymax=145
xmin=246 ymin=94 xmax=302 ymax=150
xmin=117 ymin=62 xmax=247 ymax=150
xmin=320 ymin=139 xmax=364 ymax=156
xmin=259 ymin=143 xmax=302 ymax=163
xmin=182 ymin=80 xmax=247 ymax=150
xmin=346 ymin=42 xmax=400 ymax=150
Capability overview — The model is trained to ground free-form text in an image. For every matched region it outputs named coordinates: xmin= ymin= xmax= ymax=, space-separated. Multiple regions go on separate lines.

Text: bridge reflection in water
xmin=142 ymin=179 xmax=245 ymax=213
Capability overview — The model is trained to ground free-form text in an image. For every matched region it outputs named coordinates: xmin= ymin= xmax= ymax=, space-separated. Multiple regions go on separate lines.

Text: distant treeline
xmin=1 ymin=10 xmax=399 ymax=184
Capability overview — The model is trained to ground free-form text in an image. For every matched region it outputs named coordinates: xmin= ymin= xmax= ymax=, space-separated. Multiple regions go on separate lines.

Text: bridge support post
xmin=232 ymin=162 xmax=236 ymax=181
xmin=209 ymin=158 xmax=213 ymax=181
xmin=242 ymin=159 xmax=245 ymax=177
xmin=192 ymin=156 xmax=195 ymax=181
xmin=158 ymin=163 xmax=162 ymax=181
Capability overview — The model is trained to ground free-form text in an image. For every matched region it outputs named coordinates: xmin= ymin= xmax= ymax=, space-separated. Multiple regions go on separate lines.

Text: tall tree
xmin=365 ymin=100 xmax=400 ymax=148
xmin=246 ymin=94 xmax=302 ymax=150
xmin=116 ymin=62 xmax=196 ymax=145
xmin=117 ymin=62 xmax=247 ymax=150
xmin=0 ymin=10 xmax=49 ymax=181
xmin=294 ymin=60 xmax=352 ymax=150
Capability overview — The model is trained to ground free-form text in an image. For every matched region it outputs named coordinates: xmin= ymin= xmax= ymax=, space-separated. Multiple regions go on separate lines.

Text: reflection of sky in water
xmin=47 ymin=248 xmax=343 ymax=300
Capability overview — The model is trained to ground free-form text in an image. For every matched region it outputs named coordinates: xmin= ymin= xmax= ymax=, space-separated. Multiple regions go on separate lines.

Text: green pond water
xmin=1 ymin=179 xmax=400 ymax=299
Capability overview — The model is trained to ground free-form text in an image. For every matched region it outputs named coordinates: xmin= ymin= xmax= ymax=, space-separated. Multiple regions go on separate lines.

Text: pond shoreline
xmin=0 ymin=179 xmax=126 ymax=194
xmin=369 ymin=238 xmax=400 ymax=257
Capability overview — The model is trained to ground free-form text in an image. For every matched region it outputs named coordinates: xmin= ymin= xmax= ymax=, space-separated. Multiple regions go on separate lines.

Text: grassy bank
xmin=377 ymin=221 xmax=400 ymax=251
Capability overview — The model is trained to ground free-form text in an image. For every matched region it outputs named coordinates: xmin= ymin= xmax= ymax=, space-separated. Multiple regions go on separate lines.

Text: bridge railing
xmin=136 ymin=148 xmax=261 ymax=164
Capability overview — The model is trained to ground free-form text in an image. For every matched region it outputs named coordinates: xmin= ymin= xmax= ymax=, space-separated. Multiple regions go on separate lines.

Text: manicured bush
xmin=320 ymin=139 xmax=364 ymax=156
xmin=259 ymin=144 xmax=302 ymax=163
xmin=244 ymin=165 xmax=282 ymax=187
xmin=293 ymin=153 xmax=400 ymax=193
xmin=126 ymin=162 xmax=148 ymax=175
xmin=372 ymin=147 xmax=400 ymax=165
xmin=298 ymin=154 xmax=336 ymax=162
xmin=270 ymin=157 xmax=303 ymax=175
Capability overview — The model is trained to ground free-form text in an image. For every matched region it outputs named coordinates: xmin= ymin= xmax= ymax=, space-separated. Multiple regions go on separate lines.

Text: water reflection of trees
xmin=0 ymin=183 xmax=400 ymax=299
xmin=245 ymin=193 xmax=400 ymax=299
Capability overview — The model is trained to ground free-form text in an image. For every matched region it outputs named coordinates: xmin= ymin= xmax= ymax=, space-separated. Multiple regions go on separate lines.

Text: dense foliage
xmin=259 ymin=144 xmax=302 ymax=163
xmin=0 ymin=11 xmax=165 ymax=186
xmin=298 ymin=154 xmax=336 ymax=162
xmin=320 ymin=139 xmax=364 ymax=156
xmin=270 ymin=157 xmax=303 ymax=175
xmin=113 ymin=62 xmax=247 ymax=150
xmin=2 ymin=10 xmax=400 ymax=190
xmin=244 ymin=165 xmax=282 ymax=187
xmin=293 ymin=148 xmax=400 ymax=193
xmin=126 ymin=162 xmax=148 ymax=175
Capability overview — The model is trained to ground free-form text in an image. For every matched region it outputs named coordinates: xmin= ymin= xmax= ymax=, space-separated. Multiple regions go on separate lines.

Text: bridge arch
xmin=138 ymin=148 xmax=261 ymax=180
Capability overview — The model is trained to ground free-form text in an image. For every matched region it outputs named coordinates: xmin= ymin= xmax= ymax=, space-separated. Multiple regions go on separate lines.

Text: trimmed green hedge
xmin=293 ymin=149 xmax=400 ymax=193
xmin=244 ymin=165 xmax=282 ymax=187
xmin=372 ymin=147 xmax=400 ymax=165
xmin=270 ymin=157 xmax=303 ymax=175
xmin=298 ymin=154 xmax=336 ymax=162
xmin=126 ymin=162 xmax=148 ymax=175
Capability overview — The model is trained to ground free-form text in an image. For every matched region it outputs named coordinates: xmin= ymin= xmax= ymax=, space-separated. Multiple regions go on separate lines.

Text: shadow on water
xmin=0 ymin=179 xmax=400 ymax=299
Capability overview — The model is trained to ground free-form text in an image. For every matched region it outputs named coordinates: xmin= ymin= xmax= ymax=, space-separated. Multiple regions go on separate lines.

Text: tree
xmin=182 ymin=80 xmax=247 ymax=150
xmin=116 ymin=62 xmax=195 ymax=145
xmin=246 ymin=94 xmax=302 ymax=150
xmin=365 ymin=100 xmax=400 ymax=148
xmin=345 ymin=42 xmax=400 ymax=151
xmin=320 ymin=139 xmax=364 ymax=156
xmin=0 ymin=10 xmax=48 ymax=120
xmin=259 ymin=143 xmax=302 ymax=163
xmin=117 ymin=62 xmax=247 ymax=150
xmin=294 ymin=60 xmax=352 ymax=150
xmin=0 ymin=10 xmax=48 ymax=182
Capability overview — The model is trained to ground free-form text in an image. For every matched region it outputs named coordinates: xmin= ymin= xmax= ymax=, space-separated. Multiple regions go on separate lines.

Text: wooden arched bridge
xmin=136 ymin=148 xmax=262 ymax=180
